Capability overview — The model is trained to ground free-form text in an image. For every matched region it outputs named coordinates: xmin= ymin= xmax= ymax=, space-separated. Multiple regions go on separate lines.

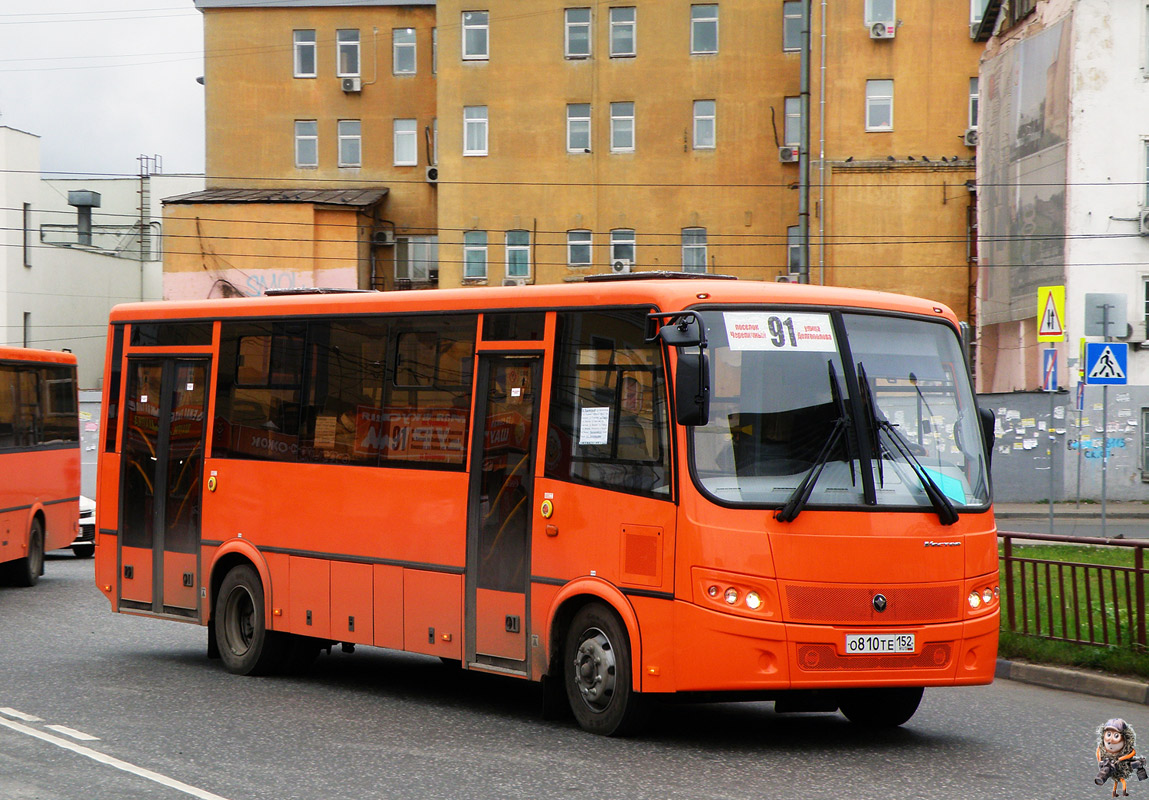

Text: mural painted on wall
xmin=979 ymin=18 xmax=1072 ymax=325
xmin=163 ymin=267 xmax=359 ymax=301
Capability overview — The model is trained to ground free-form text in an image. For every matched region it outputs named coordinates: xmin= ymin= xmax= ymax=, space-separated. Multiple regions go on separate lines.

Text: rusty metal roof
xmin=162 ymin=187 xmax=388 ymax=207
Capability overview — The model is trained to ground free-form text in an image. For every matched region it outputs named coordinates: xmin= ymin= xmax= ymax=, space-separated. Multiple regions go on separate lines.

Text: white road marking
xmin=0 ymin=716 xmax=232 ymax=800
xmin=0 ymin=707 xmax=43 ymax=722
xmin=45 ymin=724 xmax=100 ymax=741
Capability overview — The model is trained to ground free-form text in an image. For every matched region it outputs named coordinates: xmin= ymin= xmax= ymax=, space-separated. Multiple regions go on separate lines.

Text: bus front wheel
xmin=838 ymin=687 xmax=923 ymax=727
xmin=11 ymin=517 xmax=45 ymax=587
xmin=215 ymin=564 xmax=285 ymax=675
xmin=563 ymin=602 xmax=646 ymax=736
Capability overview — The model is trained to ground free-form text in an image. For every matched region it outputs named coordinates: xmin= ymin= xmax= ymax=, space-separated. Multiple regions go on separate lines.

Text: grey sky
xmin=0 ymin=1 xmax=205 ymax=176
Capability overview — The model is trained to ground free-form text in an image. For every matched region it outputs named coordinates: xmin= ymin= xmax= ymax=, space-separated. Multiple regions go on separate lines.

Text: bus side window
xmin=0 ymin=365 xmax=16 ymax=449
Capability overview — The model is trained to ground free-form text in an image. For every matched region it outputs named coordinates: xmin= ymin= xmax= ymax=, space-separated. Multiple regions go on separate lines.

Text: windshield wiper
xmin=858 ymin=363 xmax=959 ymax=526
xmin=775 ymin=362 xmax=854 ymax=523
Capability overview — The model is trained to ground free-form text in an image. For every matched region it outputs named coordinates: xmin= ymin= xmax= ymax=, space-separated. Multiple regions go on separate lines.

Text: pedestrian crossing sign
xmin=1037 ymin=285 xmax=1065 ymax=342
xmin=1084 ymin=341 xmax=1128 ymax=385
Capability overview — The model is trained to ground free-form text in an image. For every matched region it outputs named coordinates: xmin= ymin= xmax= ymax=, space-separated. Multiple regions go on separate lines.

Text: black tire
xmin=563 ymin=602 xmax=646 ymax=736
xmin=839 ymin=687 xmax=924 ymax=727
xmin=12 ymin=517 xmax=45 ymax=587
xmin=72 ymin=544 xmax=95 ymax=559
xmin=214 ymin=564 xmax=285 ymax=675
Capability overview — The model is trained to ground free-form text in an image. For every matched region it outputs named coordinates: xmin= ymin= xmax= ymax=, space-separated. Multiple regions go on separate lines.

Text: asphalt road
xmin=0 ymin=553 xmax=1140 ymax=800
xmin=1000 ymin=516 xmax=1149 ymax=539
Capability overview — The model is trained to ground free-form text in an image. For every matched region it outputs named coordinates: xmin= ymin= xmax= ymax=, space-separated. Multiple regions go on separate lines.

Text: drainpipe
xmin=798 ymin=0 xmax=812 ymax=283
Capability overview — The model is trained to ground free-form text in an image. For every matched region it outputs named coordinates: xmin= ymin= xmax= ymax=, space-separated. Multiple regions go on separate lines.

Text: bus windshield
xmin=691 ymin=309 xmax=989 ymax=512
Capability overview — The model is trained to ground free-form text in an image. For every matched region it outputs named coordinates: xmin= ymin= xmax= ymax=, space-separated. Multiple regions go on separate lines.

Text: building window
xmin=462 ymin=11 xmax=489 ymax=60
xmin=464 ymin=106 xmax=488 ymax=155
xmin=691 ymin=5 xmax=718 ymax=54
xmin=682 ymin=228 xmax=707 ymax=273
xmin=865 ymin=79 xmax=893 ymax=131
xmin=506 ymin=230 xmax=530 ymax=279
xmin=432 ymin=117 xmax=438 ymax=165
xmin=338 ymin=120 xmax=361 ymax=167
xmin=611 ymin=228 xmax=635 ymax=267
xmin=295 ymin=120 xmax=318 ymax=168
xmin=337 ymin=29 xmax=360 ymax=77
xmin=1145 ymin=141 xmax=1149 ymax=206
xmin=784 ymin=96 xmax=801 ymax=146
xmin=969 ymin=77 xmax=979 ymax=129
xmin=432 ymin=27 xmax=438 ymax=73
xmin=693 ymin=100 xmax=716 ymax=149
xmin=23 ymin=203 xmax=32 ymax=267
xmin=787 ymin=225 xmax=803 ymax=272
xmin=782 ymin=2 xmax=802 ymax=51
xmin=610 ymin=102 xmax=635 ymax=152
xmin=394 ymin=28 xmax=416 ymax=74
xmin=568 ymin=229 xmax=592 ymax=266
xmin=394 ymin=119 xmax=417 ymax=166
xmin=610 ymin=7 xmax=636 ymax=57
xmin=566 ymin=8 xmax=592 ymax=58
xmin=396 ymin=235 xmax=439 ymax=283
xmin=567 ymin=103 xmax=591 ymax=152
xmin=865 ymin=0 xmax=895 ymax=24
xmin=464 ymin=230 xmax=488 ymax=279
xmin=293 ymin=30 xmax=316 ymax=77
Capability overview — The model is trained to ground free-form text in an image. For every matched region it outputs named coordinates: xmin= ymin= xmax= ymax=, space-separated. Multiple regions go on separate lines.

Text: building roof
xmin=162 ymin=187 xmax=388 ymax=207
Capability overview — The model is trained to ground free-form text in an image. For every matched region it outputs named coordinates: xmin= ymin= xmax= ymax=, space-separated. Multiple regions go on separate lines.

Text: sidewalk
xmin=995 ymin=502 xmax=1149 ymax=520
xmin=996 ymin=659 xmax=1149 ymax=706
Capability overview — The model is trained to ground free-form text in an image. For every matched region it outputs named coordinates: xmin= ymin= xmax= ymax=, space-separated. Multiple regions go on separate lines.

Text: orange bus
xmin=0 ymin=346 xmax=80 ymax=586
xmin=94 ymin=276 xmax=998 ymax=734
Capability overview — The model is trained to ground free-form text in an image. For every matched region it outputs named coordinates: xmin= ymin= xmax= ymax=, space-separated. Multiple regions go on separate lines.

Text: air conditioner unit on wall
xmin=372 ymin=229 xmax=395 ymax=246
xmin=778 ymin=146 xmax=800 ymax=163
xmin=775 ymin=273 xmax=801 ymax=283
xmin=869 ymin=21 xmax=896 ymax=39
xmin=503 ymin=277 xmax=526 ymax=286
xmin=425 ymin=166 xmax=439 ymax=183
xmin=341 ymin=77 xmax=362 ymax=93
xmin=611 ymin=258 xmax=632 ymax=274
xmin=1139 ymin=209 xmax=1149 ymax=236
xmin=963 ymin=128 xmax=979 ymax=148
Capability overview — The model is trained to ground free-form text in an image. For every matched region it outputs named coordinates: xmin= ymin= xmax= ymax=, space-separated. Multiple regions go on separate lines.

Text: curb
xmin=996 ymin=659 xmax=1149 ymax=705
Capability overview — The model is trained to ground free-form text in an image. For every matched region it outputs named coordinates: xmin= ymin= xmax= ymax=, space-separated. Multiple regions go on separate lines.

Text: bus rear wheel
xmin=11 ymin=517 xmax=45 ymax=587
xmin=838 ymin=687 xmax=923 ymax=727
xmin=215 ymin=564 xmax=284 ymax=675
xmin=563 ymin=603 xmax=646 ymax=736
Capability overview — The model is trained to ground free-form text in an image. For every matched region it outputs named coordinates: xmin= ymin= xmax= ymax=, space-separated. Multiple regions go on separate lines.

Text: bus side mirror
xmin=978 ymin=406 xmax=995 ymax=468
xmin=658 ymin=319 xmax=703 ymax=348
xmin=675 ymin=351 xmax=710 ymax=427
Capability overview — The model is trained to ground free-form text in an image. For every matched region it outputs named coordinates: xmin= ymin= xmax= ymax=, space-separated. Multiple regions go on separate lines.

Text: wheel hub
xmin=572 ymin=627 xmax=616 ymax=712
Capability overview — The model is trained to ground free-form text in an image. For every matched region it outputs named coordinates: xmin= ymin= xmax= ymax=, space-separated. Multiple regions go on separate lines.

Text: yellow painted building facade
xmin=176 ymin=0 xmax=984 ymax=319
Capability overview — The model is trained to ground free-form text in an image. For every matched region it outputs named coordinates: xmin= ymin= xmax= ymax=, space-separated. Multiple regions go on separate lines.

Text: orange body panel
xmin=475 ymin=588 xmax=526 ymax=661
xmin=331 ymin=561 xmax=374 ymax=645
xmin=120 ymin=547 xmax=154 ymax=604
xmin=163 ymin=551 xmax=199 ymax=610
xmin=372 ymin=564 xmax=404 ymax=649
xmin=289 ymin=556 xmax=331 ymax=638
xmin=403 ymin=570 xmax=462 ymax=660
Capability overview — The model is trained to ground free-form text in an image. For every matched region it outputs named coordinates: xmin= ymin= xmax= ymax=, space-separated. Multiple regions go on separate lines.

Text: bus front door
xmin=119 ymin=358 xmax=208 ymax=617
xmin=466 ymin=354 xmax=541 ymax=675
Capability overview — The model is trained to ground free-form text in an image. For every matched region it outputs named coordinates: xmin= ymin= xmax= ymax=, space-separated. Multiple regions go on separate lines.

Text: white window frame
xmin=1144 ymin=140 xmax=1149 ymax=206
xmin=464 ymin=230 xmax=488 ymax=279
xmin=865 ymin=79 xmax=894 ymax=131
xmin=293 ymin=30 xmax=316 ymax=78
xmin=610 ymin=102 xmax=635 ymax=152
xmin=782 ymin=2 xmax=802 ymax=52
xmin=567 ymin=229 xmax=592 ymax=267
xmin=506 ymin=230 xmax=531 ymax=279
xmin=567 ymin=103 xmax=592 ymax=152
xmin=565 ymin=8 xmax=592 ymax=59
xmin=462 ymin=11 xmax=489 ymax=60
xmin=337 ymin=29 xmax=360 ymax=77
xmin=682 ymin=227 xmax=707 ymax=273
xmin=464 ymin=106 xmax=488 ymax=156
xmin=295 ymin=120 xmax=318 ymax=168
xmin=784 ymin=96 xmax=801 ymax=146
xmin=393 ymin=28 xmax=416 ymax=75
xmin=693 ymin=99 xmax=716 ymax=149
xmin=432 ymin=117 xmax=438 ymax=165
xmin=395 ymin=235 xmax=438 ymax=283
xmin=691 ymin=5 xmax=718 ymax=55
xmin=337 ymin=119 xmax=361 ymax=168
xmin=393 ymin=119 xmax=417 ymax=166
xmin=865 ymin=0 xmax=896 ymax=24
xmin=787 ymin=225 xmax=803 ymax=271
xmin=969 ymin=77 xmax=979 ymax=129
xmin=432 ymin=27 xmax=438 ymax=74
xmin=609 ymin=7 xmax=636 ymax=57
xmin=610 ymin=228 xmax=635 ymax=265
xmin=971 ymin=0 xmax=987 ymax=25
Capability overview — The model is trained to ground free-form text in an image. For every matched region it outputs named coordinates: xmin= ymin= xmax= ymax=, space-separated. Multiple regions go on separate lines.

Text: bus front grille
xmin=783 ymin=583 xmax=961 ymax=624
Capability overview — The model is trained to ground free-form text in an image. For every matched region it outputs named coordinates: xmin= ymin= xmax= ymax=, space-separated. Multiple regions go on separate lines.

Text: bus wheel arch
xmin=212 ymin=561 xmax=286 ymax=675
xmin=10 ymin=511 xmax=46 ymax=587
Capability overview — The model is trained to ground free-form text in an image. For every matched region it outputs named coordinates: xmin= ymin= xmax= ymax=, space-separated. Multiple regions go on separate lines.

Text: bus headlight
xmin=724 ymin=587 xmax=739 ymax=605
xmin=982 ymin=588 xmax=993 ymax=605
xmin=968 ymin=591 xmax=981 ymax=609
xmin=745 ymin=591 xmax=762 ymax=610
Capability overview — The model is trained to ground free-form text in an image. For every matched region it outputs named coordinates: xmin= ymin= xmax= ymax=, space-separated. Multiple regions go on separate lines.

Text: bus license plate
xmin=844 ymin=634 xmax=915 ymax=655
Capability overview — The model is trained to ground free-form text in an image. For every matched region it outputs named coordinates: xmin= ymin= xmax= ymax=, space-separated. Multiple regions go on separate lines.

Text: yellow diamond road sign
xmin=1037 ymin=285 xmax=1066 ymax=342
